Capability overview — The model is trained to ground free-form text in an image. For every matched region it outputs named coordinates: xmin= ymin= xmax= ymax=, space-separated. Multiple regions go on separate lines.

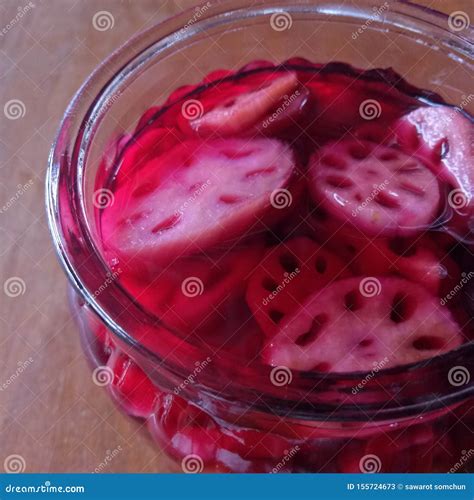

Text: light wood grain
xmin=0 ymin=0 xmax=471 ymax=473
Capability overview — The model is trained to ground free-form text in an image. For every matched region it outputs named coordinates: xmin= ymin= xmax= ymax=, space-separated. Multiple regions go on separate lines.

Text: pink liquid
xmin=82 ymin=59 xmax=474 ymax=472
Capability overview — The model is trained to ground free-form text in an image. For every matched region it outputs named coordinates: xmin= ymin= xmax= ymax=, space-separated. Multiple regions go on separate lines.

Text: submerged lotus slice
xmin=396 ymin=105 xmax=474 ymax=202
xmin=101 ymin=137 xmax=296 ymax=266
xmin=264 ymin=277 xmax=462 ymax=373
xmin=308 ymin=139 xmax=441 ymax=237
xmin=190 ymin=72 xmax=299 ymax=135
xmin=246 ymin=236 xmax=348 ymax=337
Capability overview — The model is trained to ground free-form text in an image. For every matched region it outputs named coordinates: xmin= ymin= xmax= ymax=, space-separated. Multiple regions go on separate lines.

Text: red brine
xmin=84 ymin=59 xmax=473 ymax=472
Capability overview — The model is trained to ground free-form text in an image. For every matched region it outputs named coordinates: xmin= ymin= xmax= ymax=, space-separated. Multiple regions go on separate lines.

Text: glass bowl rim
xmin=46 ymin=0 xmax=474 ymax=422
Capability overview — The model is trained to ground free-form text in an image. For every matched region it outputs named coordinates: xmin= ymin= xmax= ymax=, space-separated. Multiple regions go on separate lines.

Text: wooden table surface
xmin=0 ymin=0 xmax=471 ymax=473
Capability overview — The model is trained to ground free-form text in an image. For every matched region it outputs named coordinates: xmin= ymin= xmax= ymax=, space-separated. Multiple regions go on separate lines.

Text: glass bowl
xmin=46 ymin=0 xmax=474 ymax=473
